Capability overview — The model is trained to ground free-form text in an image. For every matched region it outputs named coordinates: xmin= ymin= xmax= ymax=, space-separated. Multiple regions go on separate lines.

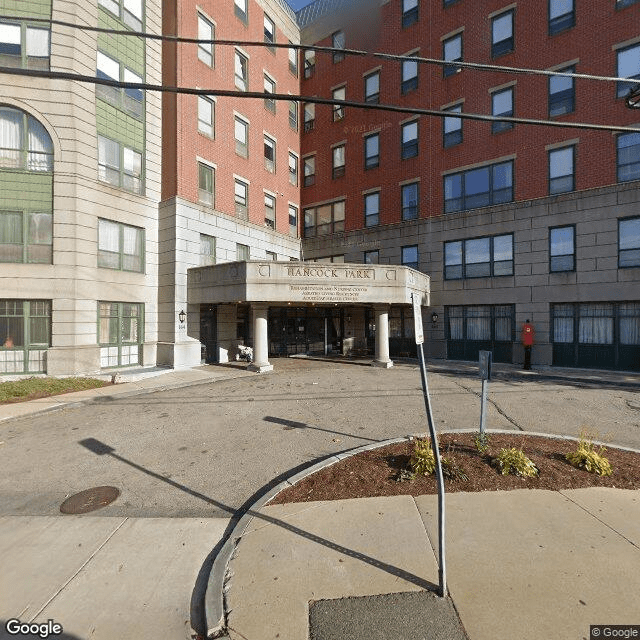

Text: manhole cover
xmin=60 ymin=486 xmax=120 ymax=514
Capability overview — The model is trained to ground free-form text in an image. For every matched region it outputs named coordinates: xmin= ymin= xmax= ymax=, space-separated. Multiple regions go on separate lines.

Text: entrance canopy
xmin=188 ymin=261 xmax=430 ymax=307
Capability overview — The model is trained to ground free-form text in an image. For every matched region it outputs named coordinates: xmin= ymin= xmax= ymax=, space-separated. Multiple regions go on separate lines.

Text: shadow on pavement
xmin=263 ymin=415 xmax=380 ymax=443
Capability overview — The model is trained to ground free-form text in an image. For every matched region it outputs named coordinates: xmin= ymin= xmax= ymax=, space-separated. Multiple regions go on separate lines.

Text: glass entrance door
xmin=200 ymin=304 xmax=217 ymax=363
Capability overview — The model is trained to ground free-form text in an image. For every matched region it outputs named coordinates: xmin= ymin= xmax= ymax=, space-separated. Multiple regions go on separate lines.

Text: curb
xmin=201 ymin=429 xmax=640 ymax=637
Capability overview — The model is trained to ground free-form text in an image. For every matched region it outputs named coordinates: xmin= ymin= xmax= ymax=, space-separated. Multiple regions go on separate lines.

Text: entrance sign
xmin=412 ymin=293 xmax=446 ymax=597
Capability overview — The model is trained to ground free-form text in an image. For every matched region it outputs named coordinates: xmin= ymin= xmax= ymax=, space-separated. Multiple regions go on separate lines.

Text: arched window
xmin=0 ymin=106 xmax=53 ymax=171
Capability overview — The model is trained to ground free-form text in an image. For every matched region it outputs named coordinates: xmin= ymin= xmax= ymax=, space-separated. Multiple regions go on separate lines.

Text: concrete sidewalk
xmin=226 ymin=488 xmax=640 ymax=640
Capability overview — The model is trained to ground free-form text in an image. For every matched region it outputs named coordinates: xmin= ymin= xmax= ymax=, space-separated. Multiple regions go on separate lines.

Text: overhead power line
xmin=2 ymin=13 xmax=640 ymax=89
xmin=2 ymin=65 xmax=639 ymax=133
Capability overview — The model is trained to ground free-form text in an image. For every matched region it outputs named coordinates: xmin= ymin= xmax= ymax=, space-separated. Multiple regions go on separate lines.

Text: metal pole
xmin=417 ymin=342 xmax=447 ymax=597
xmin=480 ymin=378 xmax=488 ymax=436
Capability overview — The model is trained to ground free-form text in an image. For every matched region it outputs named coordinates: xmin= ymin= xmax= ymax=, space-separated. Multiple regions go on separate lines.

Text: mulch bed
xmin=270 ymin=433 xmax=640 ymax=504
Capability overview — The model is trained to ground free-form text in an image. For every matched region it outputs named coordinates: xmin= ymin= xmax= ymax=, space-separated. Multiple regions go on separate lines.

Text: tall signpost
xmin=412 ymin=293 xmax=446 ymax=597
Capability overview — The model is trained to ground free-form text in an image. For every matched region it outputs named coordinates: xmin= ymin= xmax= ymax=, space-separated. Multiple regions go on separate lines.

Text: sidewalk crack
xmin=453 ymin=380 xmax=524 ymax=431
xmin=28 ymin=517 xmax=129 ymax=622
xmin=559 ymin=491 xmax=640 ymax=552
xmin=411 ymin=496 xmax=438 ymax=560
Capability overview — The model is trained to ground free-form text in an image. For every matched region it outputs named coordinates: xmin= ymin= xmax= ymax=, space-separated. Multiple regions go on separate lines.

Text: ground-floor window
xmin=446 ymin=304 xmax=514 ymax=363
xmin=98 ymin=301 xmax=143 ymax=368
xmin=389 ymin=307 xmax=415 ymax=356
xmin=552 ymin=302 xmax=640 ymax=371
xmin=0 ymin=300 xmax=51 ymax=374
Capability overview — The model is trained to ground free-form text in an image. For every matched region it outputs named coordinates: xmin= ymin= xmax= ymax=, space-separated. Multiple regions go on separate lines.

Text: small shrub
xmin=492 ymin=447 xmax=539 ymax=477
xmin=410 ymin=438 xmax=436 ymax=476
xmin=442 ymin=456 xmax=468 ymax=482
xmin=566 ymin=433 xmax=613 ymax=476
xmin=474 ymin=432 xmax=491 ymax=455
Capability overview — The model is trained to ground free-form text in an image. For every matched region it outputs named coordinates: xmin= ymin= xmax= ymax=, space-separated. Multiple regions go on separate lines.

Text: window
xmin=96 ymin=51 xmax=144 ymax=119
xmin=617 ymin=0 xmax=639 ymax=7
xmin=443 ymin=33 xmax=462 ymax=77
xmin=98 ymin=0 xmax=143 ymax=30
xmin=264 ymin=74 xmax=276 ymax=112
xmin=304 ymin=49 xmax=316 ymax=78
xmin=491 ymin=87 xmax=514 ymax=133
xmin=234 ymin=179 xmax=248 ymax=219
xmin=549 ymin=0 xmax=574 ymax=35
xmin=98 ymin=135 xmax=143 ymax=194
xmin=266 ymin=250 xmax=277 ymax=261
xmin=264 ymin=193 xmax=276 ymax=229
xmin=0 ymin=21 xmax=50 ymax=70
xmin=289 ymin=101 xmax=298 ymax=130
xmin=332 ymin=31 xmax=345 ymax=63
xmin=98 ymin=302 xmax=143 ymax=368
xmin=617 ymin=43 xmax=640 ymax=98
xmin=444 ymin=160 xmax=513 ymax=213
xmin=402 ymin=182 xmax=419 ymax=220
xmin=198 ymin=14 xmax=214 ymax=67
xmin=619 ymin=217 xmax=640 ymax=267
xmin=491 ymin=10 xmax=514 ymax=57
xmin=444 ymin=234 xmax=513 ymax=279
xmin=0 ymin=107 xmax=53 ymax=172
xmin=200 ymin=234 xmax=216 ymax=266
xmin=364 ymin=133 xmax=379 ymax=169
xmin=303 ymin=156 xmax=315 ymax=186
xmin=333 ymin=86 xmax=346 ymax=120
xmin=364 ymin=71 xmax=380 ymax=103
xmin=443 ymin=104 xmax=462 ymax=147
xmin=234 ymin=116 xmax=248 ymax=157
xmin=304 ymin=103 xmax=315 ymax=132
xmin=401 ymin=120 xmax=418 ymax=159
xmin=234 ymin=0 xmax=248 ymax=23
xmin=198 ymin=96 xmax=215 ymax=137
xmin=446 ymin=305 xmax=514 ymax=356
xmin=364 ymin=250 xmax=379 ymax=264
xmin=0 ymin=300 xmax=51 ymax=374
xmin=402 ymin=0 xmax=418 ymax=27
xmin=549 ymin=66 xmax=575 ymax=116
xmin=402 ymin=245 xmax=418 ymax=269
xmin=236 ymin=243 xmax=249 ymax=261
xmin=0 ymin=210 xmax=52 ymax=264
xmin=198 ymin=162 xmax=215 ymax=206
xmin=364 ymin=192 xmax=380 ymax=227
xmin=288 ymin=42 xmax=298 ymax=76
xmin=234 ymin=50 xmax=248 ymax=91
xmin=549 ymin=145 xmax=575 ymax=194
xmin=332 ymin=145 xmax=345 ymax=178
xmin=617 ymin=132 xmax=640 ymax=182
xmin=304 ymin=200 xmax=345 ymax=237
xmin=289 ymin=204 xmax=298 ymax=236
xmin=264 ymin=135 xmax=276 ymax=173
xmin=264 ymin=14 xmax=276 ymax=51
xmin=401 ymin=54 xmax=418 ymax=94
xmin=98 ymin=219 xmax=144 ymax=272
xmin=289 ymin=152 xmax=298 ymax=186
xmin=549 ymin=226 xmax=575 ymax=272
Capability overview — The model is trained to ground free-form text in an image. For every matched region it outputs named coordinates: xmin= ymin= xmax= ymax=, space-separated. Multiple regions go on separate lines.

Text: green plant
xmin=566 ymin=432 xmax=613 ymax=476
xmin=442 ymin=456 xmax=468 ymax=482
xmin=474 ymin=432 xmax=491 ymax=455
xmin=410 ymin=438 xmax=436 ymax=476
xmin=492 ymin=447 xmax=539 ymax=477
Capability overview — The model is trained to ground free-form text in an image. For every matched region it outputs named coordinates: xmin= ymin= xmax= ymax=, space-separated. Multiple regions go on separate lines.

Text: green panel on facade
xmin=96 ymin=101 xmax=144 ymax=150
xmin=0 ymin=173 xmax=53 ymax=210
xmin=97 ymin=13 xmax=145 ymax=76
xmin=1 ymin=0 xmax=52 ymax=19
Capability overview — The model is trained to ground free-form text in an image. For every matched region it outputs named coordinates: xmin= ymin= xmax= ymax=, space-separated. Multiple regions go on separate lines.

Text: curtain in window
xmin=448 ymin=307 xmax=464 ymax=340
xmin=552 ymin=304 xmax=574 ymax=342
xmin=494 ymin=306 xmax=513 ymax=341
xmin=26 ymin=27 xmax=49 ymax=58
xmin=620 ymin=303 xmax=640 ymax=345
xmin=27 ymin=117 xmax=52 ymax=171
xmin=466 ymin=306 xmax=491 ymax=340
xmin=122 ymin=226 xmax=141 ymax=271
xmin=0 ymin=108 xmax=22 ymax=168
xmin=579 ymin=304 xmax=613 ymax=344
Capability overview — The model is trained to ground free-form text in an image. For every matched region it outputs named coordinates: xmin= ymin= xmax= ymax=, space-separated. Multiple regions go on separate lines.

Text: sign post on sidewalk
xmin=412 ymin=293 xmax=446 ymax=597
xmin=478 ymin=350 xmax=492 ymax=436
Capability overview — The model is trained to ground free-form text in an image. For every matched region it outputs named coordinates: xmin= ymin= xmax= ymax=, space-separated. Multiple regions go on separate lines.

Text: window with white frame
xmin=98 ymin=135 xmax=143 ymax=194
xmin=289 ymin=152 xmax=298 ymax=186
xmin=289 ymin=100 xmax=298 ymax=130
xmin=234 ymin=50 xmax=248 ymax=91
xmin=234 ymin=116 xmax=248 ymax=157
xmin=401 ymin=120 xmax=418 ymax=159
xmin=198 ymin=162 xmax=214 ymax=206
xmin=198 ymin=96 xmax=214 ymax=137
xmin=288 ymin=42 xmax=298 ymax=75
xmin=304 ymin=103 xmax=315 ymax=132
xmin=364 ymin=71 xmax=380 ymax=103
xmin=491 ymin=86 xmax=514 ymax=133
xmin=401 ymin=53 xmax=418 ymax=94
xmin=235 ymin=178 xmax=249 ymax=219
xmin=264 ymin=14 xmax=276 ymax=50
xmin=304 ymin=49 xmax=315 ymax=78
xmin=549 ymin=145 xmax=575 ymax=194
xmin=98 ymin=218 xmax=144 ymax=272
xmin=0 ymin=21 xmax=50 ymax=70
xmin=236 ymin=243 xmax=250 ymax=260
xmin=364 ymin=133 xmax=379 ymax=169
xmin=98 ymin=0 xmax=143 ymax=30
xmin=264 ymin=135 xmax=276 ymax=173
xmin=332 ymin=31 xmax=345 ymax=63
xmin=364 ymin=192 xmax=380 ymax=227
xmin=289 ymin=204 xmax=298 ymax=236
xmin=333 ymin=86 xmax=346 ymax=120
xmin=264 ymin=193 xmax=276 ymax=229
xmin=234 ymin=0 xmax=248 ymax=23
xmin=198 ymin=13 xmax=214 ymax=66
xmin=200 ymin=234 xmax=216 ymax=266
xmin=264 ymin=74 xmax=276 ymax=112
xmin=332 ymin=144 xmax=345 ymax=178
xmin=98 ymin=301 xmax=143 ymax=368
xmin=303 ymin=156 xmax=315 ymax=186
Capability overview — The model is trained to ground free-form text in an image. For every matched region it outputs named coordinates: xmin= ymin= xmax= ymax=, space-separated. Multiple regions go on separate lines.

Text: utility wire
xmin=2 ymin=65 xmax=639 ymax=133
xmin=2 ymin=13 xmax=640 ymax=88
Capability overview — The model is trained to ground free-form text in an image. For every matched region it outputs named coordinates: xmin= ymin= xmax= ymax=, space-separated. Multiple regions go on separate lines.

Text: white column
xmin=248 ymin=303 xmax=273 ymax=373
xmin=372 ymin=304 xmax=393 ymax=368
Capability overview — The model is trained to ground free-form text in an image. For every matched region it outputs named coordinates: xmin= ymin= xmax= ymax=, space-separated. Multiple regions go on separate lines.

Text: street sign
xmin=412 ymin=293 xmax=424 ymax=345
